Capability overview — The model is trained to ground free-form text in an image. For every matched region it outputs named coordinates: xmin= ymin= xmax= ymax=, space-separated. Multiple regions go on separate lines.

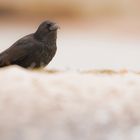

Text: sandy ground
xmin=0 ymin=66 xmax=140 ymax=140
xmin=0 ymin=17 xmax=140 ymax=139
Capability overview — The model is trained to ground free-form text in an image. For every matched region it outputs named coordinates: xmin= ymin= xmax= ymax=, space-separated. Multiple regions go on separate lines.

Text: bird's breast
xmin=39 ymin=44 xmax=57 ymax=66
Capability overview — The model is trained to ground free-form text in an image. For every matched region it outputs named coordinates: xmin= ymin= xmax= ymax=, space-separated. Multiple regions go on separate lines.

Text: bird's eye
xmin=47 ymin=23 xmax=52 ymax=28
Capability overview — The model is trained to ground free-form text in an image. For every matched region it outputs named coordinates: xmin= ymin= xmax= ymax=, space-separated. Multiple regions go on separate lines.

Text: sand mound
xmin=0 ymin=66 xmax=140 ymax=140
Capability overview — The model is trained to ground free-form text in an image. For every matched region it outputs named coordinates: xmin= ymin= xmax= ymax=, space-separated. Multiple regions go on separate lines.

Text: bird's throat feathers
xmin=34 ymin=30 xmax=57 ymax=45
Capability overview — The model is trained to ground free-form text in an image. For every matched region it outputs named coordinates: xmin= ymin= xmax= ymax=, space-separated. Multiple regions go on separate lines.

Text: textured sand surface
xmin=0 ymin=66 xmax=140 ymax=140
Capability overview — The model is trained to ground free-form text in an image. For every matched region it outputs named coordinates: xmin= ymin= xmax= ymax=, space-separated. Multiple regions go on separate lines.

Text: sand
xmin=0 ymin=66 xmax=140 ymax=140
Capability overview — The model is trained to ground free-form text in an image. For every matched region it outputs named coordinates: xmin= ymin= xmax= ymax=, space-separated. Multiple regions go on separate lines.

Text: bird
xmin=0 ymin=20 xmax=59 ymax=69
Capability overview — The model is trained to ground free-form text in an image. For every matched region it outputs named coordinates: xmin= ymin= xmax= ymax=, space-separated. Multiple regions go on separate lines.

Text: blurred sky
xmin=0 ymin=0 xmax=140 ymax=70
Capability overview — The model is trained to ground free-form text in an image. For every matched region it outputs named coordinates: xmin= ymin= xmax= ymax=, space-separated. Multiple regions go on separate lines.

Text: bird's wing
xmin=0 ymin=36 xmax=37 ymax=67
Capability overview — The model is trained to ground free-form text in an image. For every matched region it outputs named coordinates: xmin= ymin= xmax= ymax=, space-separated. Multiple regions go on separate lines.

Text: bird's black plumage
xmin=0 ymin=20 xmax=59 ymax=68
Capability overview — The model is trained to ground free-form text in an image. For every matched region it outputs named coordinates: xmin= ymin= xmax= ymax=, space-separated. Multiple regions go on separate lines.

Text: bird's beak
xmin=49 ymin=24 xmax=60 ymax=31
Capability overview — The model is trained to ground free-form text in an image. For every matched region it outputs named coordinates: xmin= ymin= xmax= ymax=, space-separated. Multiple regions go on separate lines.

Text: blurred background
xmin=0 ymin=0 xmax=140 ymax=70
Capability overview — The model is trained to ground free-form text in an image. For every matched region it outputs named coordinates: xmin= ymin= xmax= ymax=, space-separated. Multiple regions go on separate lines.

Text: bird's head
xmin=34 ymin=20 xmax=60 ymax=42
